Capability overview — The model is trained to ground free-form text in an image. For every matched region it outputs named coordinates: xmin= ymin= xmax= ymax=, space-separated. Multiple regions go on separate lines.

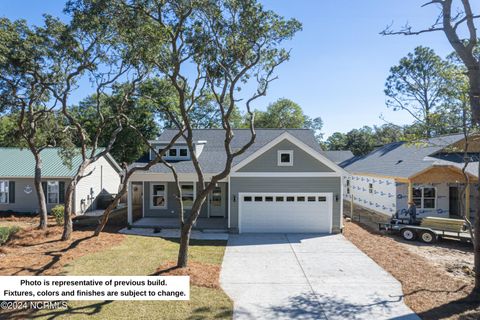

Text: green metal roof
xmin=0 ymin=148 xmax=119 ymax=178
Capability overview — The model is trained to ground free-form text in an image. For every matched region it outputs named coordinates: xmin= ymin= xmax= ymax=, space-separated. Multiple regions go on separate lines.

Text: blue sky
xmin=1 ymin=1 xmax=458 ymax=138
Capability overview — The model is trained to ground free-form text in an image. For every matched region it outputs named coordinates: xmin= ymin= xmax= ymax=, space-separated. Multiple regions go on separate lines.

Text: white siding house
xmin=0 ymin=148 xmax=121 ymax=215
xmin=75 ymin=156 xmax=121 ymax=215
xmin=341 ymin=134 xmax=479 ymax=220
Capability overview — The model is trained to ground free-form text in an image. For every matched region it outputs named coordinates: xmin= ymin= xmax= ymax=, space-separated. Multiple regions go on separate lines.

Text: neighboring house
xmin=128 ymin=129 xmax=346 ymax=233
xmin=341 ymin=134 xmax=478 ymax=220
xmin=324 ymin=150 xmax=354 ymax=164
xmin=0 ymin=148 xmax=121 ymax=215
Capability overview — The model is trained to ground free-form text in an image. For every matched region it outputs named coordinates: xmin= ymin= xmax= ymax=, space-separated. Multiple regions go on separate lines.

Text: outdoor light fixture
xmin=335 ymin=194 xmax=339 ymax=202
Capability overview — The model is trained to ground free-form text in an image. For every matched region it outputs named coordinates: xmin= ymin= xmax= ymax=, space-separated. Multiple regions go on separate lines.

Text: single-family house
xmin=0 ymin=148 xmax=121 ymax=215
xmin=128 ymin=129 xmax=346 ymax=233
xmin=341 ymin=134 xmax=478 ymax=220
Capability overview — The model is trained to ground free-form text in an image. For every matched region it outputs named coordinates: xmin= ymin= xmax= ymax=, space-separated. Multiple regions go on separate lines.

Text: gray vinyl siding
xmin=0 ymin=178 xmax=71 ymax=214
xmin=143 ymin=182 xmax=209 ymax=218
xmin=238 ymin=139 xmax=334 ymax=173
xmin=229 ymin=177 xmax=342 ymax=233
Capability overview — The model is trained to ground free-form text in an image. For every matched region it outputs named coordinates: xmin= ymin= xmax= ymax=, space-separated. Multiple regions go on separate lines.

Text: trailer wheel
xmin=420 ymin=231 xmax=436 ymax=243
xmin=401 ymin=228 xmax=416 ymax=241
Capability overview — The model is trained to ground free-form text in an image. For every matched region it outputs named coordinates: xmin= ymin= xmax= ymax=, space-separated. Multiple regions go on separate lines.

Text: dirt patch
xmin=396 ymin=238 xmax=474 ymax=284
xmin=0 ymin=224 xmax=125 ymax=276
xmin=344 ymin=220 xmax=479 ymax=319
xmin=154 ymin=261 xmax=221 ymax=288
xmin=344 ymin=202 xmax=475 ymax=284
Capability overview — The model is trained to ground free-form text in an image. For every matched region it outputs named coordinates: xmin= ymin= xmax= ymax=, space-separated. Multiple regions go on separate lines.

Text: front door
xmin=449 ymin=186 xmax=460 ymax=217
xmin=209 ymin=184 xmax=226 ymax=217
xmin=132 ymin=182 xmax=143 ymax=206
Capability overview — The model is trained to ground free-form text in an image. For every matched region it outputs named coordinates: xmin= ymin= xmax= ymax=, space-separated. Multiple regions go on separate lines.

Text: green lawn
xmin=35 ymin=235 xmax=233 ymax=320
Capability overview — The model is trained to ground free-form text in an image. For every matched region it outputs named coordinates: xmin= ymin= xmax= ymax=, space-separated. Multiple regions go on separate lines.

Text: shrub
xmin=51 ymin=205 xmax=64 ymax=226
xmin=0 ymin=226 xmax=19 ymax=245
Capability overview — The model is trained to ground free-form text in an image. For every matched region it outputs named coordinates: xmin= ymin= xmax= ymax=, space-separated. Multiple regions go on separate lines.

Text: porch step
xmin=202 ymin=228 xmax=229 ymax=233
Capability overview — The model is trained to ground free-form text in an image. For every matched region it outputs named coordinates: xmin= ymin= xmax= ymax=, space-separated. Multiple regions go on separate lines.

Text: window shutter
xmin=42 ymin=181 xmax=47 ymax=203
xmin=8 ymin=181 xmax=15 ymax=204
xmin=59 ymin=181 xmax=65 ymax=204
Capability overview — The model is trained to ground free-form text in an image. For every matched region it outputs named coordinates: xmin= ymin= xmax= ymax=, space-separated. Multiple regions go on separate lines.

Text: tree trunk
xmin=34 ymin=156 xmax=48 ymax=230
xmin=61 ymin=182 xmax=75 ymax=241
xmin=425 ymin=104 xmax=432 ymax=139
xmin=468 ymin=73 xmax=480 ymax=126
xmin=470 ymin=73 xmax=480 ymax=294
xmin=474 ymin=162 xmax=480 ymax=294
xmin=94 ymin=189 xmax=125 ymax=236
xmin=177 ymin=223 xmax=192 ymax=268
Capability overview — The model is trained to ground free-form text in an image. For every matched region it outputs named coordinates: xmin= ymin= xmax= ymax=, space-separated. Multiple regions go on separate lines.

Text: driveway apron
xmin=220 ymin=233 xmax=419 ymax=320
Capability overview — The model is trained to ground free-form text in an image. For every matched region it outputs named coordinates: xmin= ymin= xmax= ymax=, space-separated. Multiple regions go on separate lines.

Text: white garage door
xmin=239 ymin=193 xmax=333 ymax=233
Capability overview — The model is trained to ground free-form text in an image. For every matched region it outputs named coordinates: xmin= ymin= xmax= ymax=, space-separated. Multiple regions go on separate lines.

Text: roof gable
xmin=232 ymin=132 xmax=346 ymax=174
xmin=237 ymin=139 xmax=335 ymax=172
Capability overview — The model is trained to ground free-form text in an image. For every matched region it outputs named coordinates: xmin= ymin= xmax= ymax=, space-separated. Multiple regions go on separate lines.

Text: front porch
xmin=132 ymin=217 xmax=228 ymax=231
xmin=405 ymin=165 xmax=478 ymax=220
xmin=126 ymin=179 xmax=230 ymax=231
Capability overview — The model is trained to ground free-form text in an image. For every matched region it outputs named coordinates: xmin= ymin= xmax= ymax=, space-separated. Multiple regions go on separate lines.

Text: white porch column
xmin=127 ymin=181 xmax=133 ymax=225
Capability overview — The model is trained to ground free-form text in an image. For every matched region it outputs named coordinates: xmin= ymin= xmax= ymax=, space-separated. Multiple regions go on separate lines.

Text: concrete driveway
xmin=220 ymin=234 xmax=419 ymax=320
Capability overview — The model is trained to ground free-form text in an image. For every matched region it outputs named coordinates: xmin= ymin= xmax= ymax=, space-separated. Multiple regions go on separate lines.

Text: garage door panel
xmin=239 ymin=193 xmax=332 ymax=233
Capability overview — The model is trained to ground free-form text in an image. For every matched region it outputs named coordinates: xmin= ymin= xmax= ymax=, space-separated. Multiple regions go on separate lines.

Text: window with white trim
xmin=277 ymin=150 xmax=293 ymax=166
xmin=346 ymin=180 xmax=351 ymax=194
xmin=180 ymin=183 xmax=195 ymax=209
xmin=179 ymin=148 xmax=188 ymax=157
xmin=163 ymin=146 xmax=190 ymax=160
xmin=0 ymin=180 xmax=9 ymax=204
xmin=151 ymin=183 xmax=167 ymax=208
xmin=412 ymin=187 xmax=436 ymax=209
xmin=47 ymin=181 xmax=59 ymax=204
xmin=368 ymin=183 xmax=373 ymax=194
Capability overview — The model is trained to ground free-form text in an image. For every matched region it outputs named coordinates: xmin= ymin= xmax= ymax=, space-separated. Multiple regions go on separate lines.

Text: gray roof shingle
xmin=324 ymin=150 xmax=354 ymax=164
xmin=340 ymin=134 xmax=466 ymax=178
xmin=132 ymin=129 xmax=323 ymax=173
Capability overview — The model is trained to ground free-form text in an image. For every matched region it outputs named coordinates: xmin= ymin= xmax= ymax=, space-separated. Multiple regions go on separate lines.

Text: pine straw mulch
xmin=343 ymin=220 xmax=480 ymax=320
xmin=153 ymin=261 xmax=221 ymax=289
xmin=0 ymin=223 xmax=125 ymax=276
xmin=0 ymin=215 xmax=40 ymax=229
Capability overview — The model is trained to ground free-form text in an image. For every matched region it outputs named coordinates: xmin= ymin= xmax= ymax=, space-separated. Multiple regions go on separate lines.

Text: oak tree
xmin=99 ymin=0 xmax=302 ymax=267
